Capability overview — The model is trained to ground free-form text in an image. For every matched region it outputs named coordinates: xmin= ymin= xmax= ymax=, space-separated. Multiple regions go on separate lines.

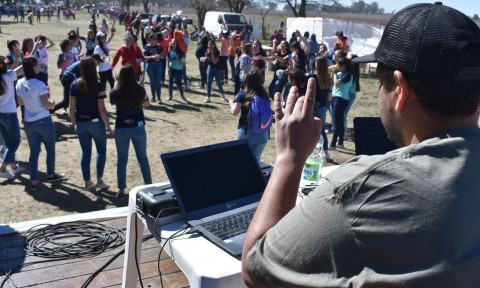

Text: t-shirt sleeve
xmin=109 ymin=90 xmax=117 ymax=104
xmin=96 ymin=83 xmax=106 ymax=99
xmin=69 ymin=81 xmax=78 ymax=98
xmin=245 ymin=182 xmax=362 ymax=287
xmin=143 ymin=46 xmax=151 ymax=56
xmin=339 ymin=72 xmax=352 ymax=84
xmin=57 ymin=53 xmax=64 ymax=67
xmin=7 ymin=70 xmax=17 ymax=82
xmin=94 ymin=46 xmax=102 ymax=56
xmin=38 ymin=81 xmax=49 ymax=95
xmin=233 ymin=90 xmax=245 ymax=103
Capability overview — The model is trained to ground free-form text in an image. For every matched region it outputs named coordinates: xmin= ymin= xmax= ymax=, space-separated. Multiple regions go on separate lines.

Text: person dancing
xmin=110 ymin=65 xmax=152 ymax=198
xmin=16 ymin=57 xmax=65 ymax=191
xmin=69 ymin=57 xmax=112 ymax=192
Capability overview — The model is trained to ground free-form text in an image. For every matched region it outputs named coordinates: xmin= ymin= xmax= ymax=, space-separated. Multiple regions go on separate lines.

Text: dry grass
xmin=0 ymin=9 xmax=380 ymax=224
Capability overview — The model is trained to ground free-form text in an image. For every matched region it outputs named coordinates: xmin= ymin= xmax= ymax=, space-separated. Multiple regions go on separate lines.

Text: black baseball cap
xmin=354 ymin=2 xmax=480 ymax=81
xmin=91 ymin=54 xmax=104 ymax=63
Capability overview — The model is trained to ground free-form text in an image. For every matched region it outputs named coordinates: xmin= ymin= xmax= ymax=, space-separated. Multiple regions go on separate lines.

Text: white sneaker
xmin=96 ymin=181 xmax=110 ymax=190
xmin=46 ymin=173 xmax=66 ymax=183
xmin=11 ymin=165 xmax=25 ymax=175
xmin=0 ymin=170 xmax=15 ymax=180
xmin=328 ymin=145 xmax=336 ymax=151
xmin=203 ymin=97 xmax=211 ymax=103
xmin=337 ymin=144 xmax=345 ymax=149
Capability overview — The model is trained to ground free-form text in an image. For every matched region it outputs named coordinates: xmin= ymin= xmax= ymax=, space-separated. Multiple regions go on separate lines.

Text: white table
xmin=122 ymin=165 xmax=338 ymax=288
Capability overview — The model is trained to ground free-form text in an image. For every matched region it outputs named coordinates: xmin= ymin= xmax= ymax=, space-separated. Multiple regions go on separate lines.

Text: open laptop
xmin=353 ymin=117 xmax=398 ymax=156
xmin=160 ymin=140 xmax=266 ymax=257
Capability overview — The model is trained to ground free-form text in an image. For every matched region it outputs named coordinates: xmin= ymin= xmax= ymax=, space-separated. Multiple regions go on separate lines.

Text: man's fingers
xmin=285 ymin=86 xmax=299 ymax=116
xmin=302 ymin=77 xmax=316 ymax=117
xmin=313 ymin=117 xmax=323 ymax=140
xmin=273 ymin=92 xmax=284 ymax=121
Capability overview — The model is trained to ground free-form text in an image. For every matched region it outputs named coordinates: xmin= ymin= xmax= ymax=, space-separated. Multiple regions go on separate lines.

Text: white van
xmin=203 ymin=11 xmax=249 ymax=38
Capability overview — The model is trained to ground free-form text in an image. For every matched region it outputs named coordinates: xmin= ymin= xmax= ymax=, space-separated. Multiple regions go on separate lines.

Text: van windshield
xmin=224 ymin=14 xmax=247 ymax=24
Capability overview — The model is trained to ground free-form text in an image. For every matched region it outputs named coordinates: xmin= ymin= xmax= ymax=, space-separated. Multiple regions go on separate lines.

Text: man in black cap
xmin=242 ymin=3 xmax=480 ymax=287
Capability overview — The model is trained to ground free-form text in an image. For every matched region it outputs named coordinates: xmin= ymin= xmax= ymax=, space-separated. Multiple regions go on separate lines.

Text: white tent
xmin=286 ymin=17 xmax=385 ymax=57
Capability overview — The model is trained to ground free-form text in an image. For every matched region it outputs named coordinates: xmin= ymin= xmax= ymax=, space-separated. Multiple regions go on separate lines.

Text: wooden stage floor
xmin=0 ymin=216 xmax=189 ymax=288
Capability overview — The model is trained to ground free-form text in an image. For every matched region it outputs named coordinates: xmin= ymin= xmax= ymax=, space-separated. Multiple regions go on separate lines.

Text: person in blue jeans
xmin=229 ymin=71 xmax=272 ymax=162
xmin=167 ymin=39 xmax=186 ymax=101
xmin=195 ymin=36 xmax=208 ymax=89
xmin=0 ymin=55 xmax=25 ymax=180
xmin=343 ymin=57 xmax=361 ymax=136
xmin=16 ymin=56 xmax=65 ymax=190
xmin=313 ymin=56 xmax=333 ymax=160
xmin=143 ymin=33 xmax=164 ymax=102
xmin=110 ymin=64 xmax=151 ymax=198
xmin=69 ymin=57 xmax=112 ymax=192
xmin=329 ymin=57 xmax=353 ymax=149
xmin=204 ymin=40 xmax=227 ymax=103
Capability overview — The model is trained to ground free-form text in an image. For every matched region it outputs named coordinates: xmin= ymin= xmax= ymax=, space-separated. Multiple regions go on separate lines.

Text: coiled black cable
xmin=23 ymin=221 xmax=125 ymax=259
xmin=1 ymin=221 xmax=126 ymax=288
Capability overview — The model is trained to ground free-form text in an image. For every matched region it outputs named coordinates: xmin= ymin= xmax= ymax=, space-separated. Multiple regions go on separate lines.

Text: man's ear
xmin=393 ymin=70 xmax=412 ymax=112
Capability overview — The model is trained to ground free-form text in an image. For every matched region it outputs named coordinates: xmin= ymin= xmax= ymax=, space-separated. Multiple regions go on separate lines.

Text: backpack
xmin=247 ymin=95 xmax=273 ymax=134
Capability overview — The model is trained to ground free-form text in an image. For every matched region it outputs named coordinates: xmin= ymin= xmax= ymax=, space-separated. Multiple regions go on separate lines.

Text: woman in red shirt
xmin=111 ymin=32 xmax=144 ymax=80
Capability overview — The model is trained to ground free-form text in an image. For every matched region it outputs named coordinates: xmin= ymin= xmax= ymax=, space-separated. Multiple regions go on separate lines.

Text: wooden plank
xmin=0 ymin=217 xmax=190 ymax=288
xmin=0 ymin=235 xmax=169 ymax=271
xmin=4 ymin=242 xmax=180 ymax=286
xmin=41 ymin=260 xmax=188 ymax=287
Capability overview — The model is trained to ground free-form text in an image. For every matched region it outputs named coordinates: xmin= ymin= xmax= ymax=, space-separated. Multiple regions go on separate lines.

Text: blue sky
xmin=336 ymin=0 xmax=479 ymax=17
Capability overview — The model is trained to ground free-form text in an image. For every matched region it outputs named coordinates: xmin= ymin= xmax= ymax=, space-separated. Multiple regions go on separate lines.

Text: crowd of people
xmin=2 ymin=3 xmax=479 ymax=286
xmin=0 ymin=10 xmax=364 ymax=196
xmin=0 ymin=16 xmax=154 ymax=196
xmin=2 ymin=5 xmax=72 ymax=25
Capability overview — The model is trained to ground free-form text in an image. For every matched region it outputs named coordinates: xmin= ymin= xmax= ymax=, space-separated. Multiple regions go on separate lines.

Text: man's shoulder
xmin=328 ymin=133 xmax=480 ymax=201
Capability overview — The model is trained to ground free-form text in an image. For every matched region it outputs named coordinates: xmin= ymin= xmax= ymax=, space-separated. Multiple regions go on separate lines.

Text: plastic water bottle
xmin=302 ymin=137 xmax=324 ymax=186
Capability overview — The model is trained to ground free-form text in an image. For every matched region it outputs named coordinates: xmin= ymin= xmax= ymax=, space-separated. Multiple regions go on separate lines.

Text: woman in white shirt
xmin=16 ymin=57 xmax=65 ymax=190
xmin=33 ymin=35 xmax=55 ymax=85
xmin=94 ymin=28 xmax=115 ymax=91
xmin=0 ymin=56 xmax=25 ymax=179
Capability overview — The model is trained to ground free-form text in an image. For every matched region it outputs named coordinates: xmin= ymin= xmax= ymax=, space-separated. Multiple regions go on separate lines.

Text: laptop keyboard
xmin=199 ymin=208 xmax=256 ymax=240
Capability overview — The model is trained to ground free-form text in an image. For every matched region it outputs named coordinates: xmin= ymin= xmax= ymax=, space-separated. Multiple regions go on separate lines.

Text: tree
xmin=285 ymin=0 xmax=306 ymax=17
xmin=350 ymin=1 xmax=366 ymax=14
xmin=365 ymin=2 xmax=380 ymax=14
xmin=189 ymin=0 xmax=217 ymax=27
xmin=284 ymin=0 xmax=328 ymax=17
xmin=258 ymin=0 xmax=277 ymax=39
xmin=219 ymin=0 xmax=256 ymax=13
xmin=140 ymin=0 xmax=150 ymax=12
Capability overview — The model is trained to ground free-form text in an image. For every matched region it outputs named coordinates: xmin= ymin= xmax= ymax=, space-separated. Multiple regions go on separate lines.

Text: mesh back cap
xmin=354 ymin=2 xmax=480 ymax=80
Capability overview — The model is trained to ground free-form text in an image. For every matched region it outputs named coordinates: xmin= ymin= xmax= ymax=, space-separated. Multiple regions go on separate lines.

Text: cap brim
xmin=92 ymin=55 xmax=104 ymax=63
xmin=352 ymin=53 xmax=377 ymax=64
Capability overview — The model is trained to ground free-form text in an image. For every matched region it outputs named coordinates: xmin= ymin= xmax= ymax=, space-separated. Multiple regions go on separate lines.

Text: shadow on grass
xmin=144 ymin=115 xmax=178 ymax=125
xmin=158 ymin=100 xmax=222 ymax=111
xmin=54 ymin=121 xmax=77 ymax=143
xmin=1 ymin=168 xmax=127 ymax=215
xmin=147 ymin=104 xmax=177 ymax=113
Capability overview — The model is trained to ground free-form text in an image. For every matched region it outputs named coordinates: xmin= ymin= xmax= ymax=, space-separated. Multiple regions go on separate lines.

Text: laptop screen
xmin=353 ymin=117 xmax=398 ymax=156
xmin=161 ymin=140 xmax=266 ymax=220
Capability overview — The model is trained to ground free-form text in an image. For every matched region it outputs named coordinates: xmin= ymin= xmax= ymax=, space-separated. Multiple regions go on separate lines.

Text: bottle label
xmin=303 ymin=162 xmax=320 ymax=181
